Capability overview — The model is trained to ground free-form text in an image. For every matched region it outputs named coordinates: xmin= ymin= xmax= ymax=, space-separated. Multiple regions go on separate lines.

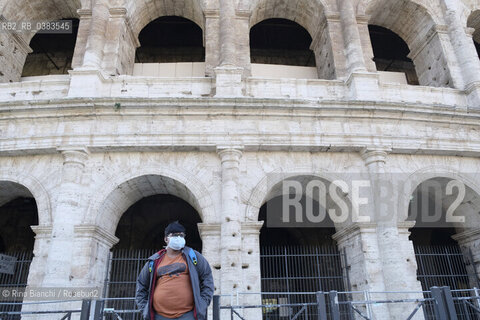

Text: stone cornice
xmin=241 ymin=221 xmax=264 ymax=235
xmin=204 ymin=9 xmax=220 ymax=18
xmin=74 ymin=224 xmax=119 ymax=247
xmin=198 ymin=223 xmax=221 ymax=236
xmin=355 ymin=15 xmax=370 ymax=25
xmin=57 ymin=147 xmax=89 ymax=167
xmin=217 ymin=146 xmax=244 ymax=163
xmin=235 ymin=9 xmax=250 ymax=19
xmin=452 ymin=228 xmax=480 ymax=244
xmin=109 ymin=7 xmax=127 ymax=17
xmin=332 ymin=222 xmax=377 ymax=243
xmin=77 ymin=9 xmax=93 ymax=17
xmin=360 ymin=147 xmax=392 ymax=166
xmin=396 ymin=221 xmax=416 ymax=234
xmin=1 ymin=98 xmax=480 ymax=157
xmin=31 ymin=225 xmax=53 ymax=238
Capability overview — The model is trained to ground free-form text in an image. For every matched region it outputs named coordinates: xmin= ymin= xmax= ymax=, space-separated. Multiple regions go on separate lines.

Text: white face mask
xmin=167 ymin=236 xmax=186 ymax=250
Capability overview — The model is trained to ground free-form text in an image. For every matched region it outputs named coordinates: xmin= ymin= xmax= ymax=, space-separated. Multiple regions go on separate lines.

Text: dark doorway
xmin=0 ymin=196 xmax=37 ymax=318
xmin=258 ymin=195 xmax=351 ymax=319
xmin=22 ymin=18 xmax=79 ymax=77
xmin=135 ymin=16 xmax=205 ymax=63
xmin=105 ymin=194 xmax=202 ymax=320
xmin=250 ymin=18 xmax=315 ymax=66
xmin=369 ymin=25 xmax=419 ymax=85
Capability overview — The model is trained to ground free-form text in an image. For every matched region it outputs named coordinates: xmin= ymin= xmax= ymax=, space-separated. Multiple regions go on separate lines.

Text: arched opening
xmin=114 ymin=194 xmax=202 ymax=251
xmin=257 ymin=175 xmax=351 ymax=319
xmin=133 ymin=16 xmax=205 ymax=77
xmin=21 ymin=18 xmax=79 ymax=77
xmin=250 ymin=18 xmax=316 ymax=67
xmin=369 ymin=25 xmax=419 ymax=85
xmin=408 ymin=177 xmax=480 ymax=318
xmin=367 ymin=0 xmax=453 ymax=87
xmin=249 ymin=0 xmax=332 ymax=79
xmin=0 ymin=182 xmax=38 ymax=316
xmin=467 ymin=10 xmax=480 ymax=59
xmin=101 ymin=175 xmax=204 ymax=315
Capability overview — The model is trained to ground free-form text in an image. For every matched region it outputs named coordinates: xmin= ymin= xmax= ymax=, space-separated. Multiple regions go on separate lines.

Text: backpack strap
xmin=188 ymin=248 xmax=198 ymax=266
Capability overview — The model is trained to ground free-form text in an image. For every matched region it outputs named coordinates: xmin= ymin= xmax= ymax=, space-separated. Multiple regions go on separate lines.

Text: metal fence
xmin=414 ymin=245 xmax=479 ymax=320
xmin=104 ymin=249 xmax=156 ymax=320
xmin=213 ymin=287 xmax=480 ymax=320
xmin=260 ymin=246 xmax=352 ymax=320
xmin=101 ymin=245 xmax=478 ymax=319
xmin=0 ymin=251 xmax=33 ymax=320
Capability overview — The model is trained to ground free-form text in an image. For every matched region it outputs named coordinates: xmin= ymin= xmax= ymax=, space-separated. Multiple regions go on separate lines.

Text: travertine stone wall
xmin=1 ymin=0 xmax=480 ymax=319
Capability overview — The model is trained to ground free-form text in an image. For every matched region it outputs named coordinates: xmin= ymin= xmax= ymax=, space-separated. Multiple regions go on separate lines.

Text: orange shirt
xmin=153 ymin=253 xmax=194 ymax=318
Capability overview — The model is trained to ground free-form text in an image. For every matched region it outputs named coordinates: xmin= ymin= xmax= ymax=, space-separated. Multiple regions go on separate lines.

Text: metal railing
xmin=1 ymin=287 xmax=480 ymax=320
xmin=213 ymin=287 xmax=480 ymax=320
xmin=0 ymin=251 xmax=33 ymax=318
xmin=0 ymin=299 xmax=91 ymax=320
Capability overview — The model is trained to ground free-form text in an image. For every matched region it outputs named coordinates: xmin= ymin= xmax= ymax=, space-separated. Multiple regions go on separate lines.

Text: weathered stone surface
xmin=0 ymin=0 xmax=480 ymax=319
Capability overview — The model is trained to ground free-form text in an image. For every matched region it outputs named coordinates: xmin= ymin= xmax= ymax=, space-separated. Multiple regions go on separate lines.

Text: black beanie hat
xmin=165 ymin=221 xmax=186 ymax=236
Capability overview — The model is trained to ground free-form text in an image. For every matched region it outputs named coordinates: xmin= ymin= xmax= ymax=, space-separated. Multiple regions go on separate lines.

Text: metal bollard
xmin=431 ymin=287 xmax=448 ymax=320
xmin=213 ymin=295 xmax=220 ymax=320
xmin=80 ymin=300 xmax=91 ymax=320
xmin=316 ymin=291 xmax=327 ymax=320
xmin=329 ymin=291 xmax=340 ymax=320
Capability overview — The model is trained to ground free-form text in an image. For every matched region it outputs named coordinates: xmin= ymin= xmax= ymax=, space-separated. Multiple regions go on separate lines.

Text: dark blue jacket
xmin=135 ymin=246 xmax=214 ymax=320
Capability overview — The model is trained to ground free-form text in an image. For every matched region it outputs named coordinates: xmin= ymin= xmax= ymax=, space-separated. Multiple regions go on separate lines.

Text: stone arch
xmin=0 ymin=0 xmax=81 ymax=82
xmin=399 ymin=166 xmax=480 ymax=230
xmin=245 ymin=167 xmax=357 ymax=225
xmin=366 ymin=0 xmax=453 ymax=87
xmin=249 ymin=0 xmax=328 ymax=39
xmin=1 ymin=0 xmax=80 ymax=43
xmin=467 ymin=9 xmax=480 ymax=56
xmin=87 ymin=166 xmax=215 ymax=235
xmin=0 ymin=169 xmax=52 ymax=226
xmin=126 ymin=0 xmax=205 ymax=41
xmin=249 ymin=0 xmax=340 ymax=79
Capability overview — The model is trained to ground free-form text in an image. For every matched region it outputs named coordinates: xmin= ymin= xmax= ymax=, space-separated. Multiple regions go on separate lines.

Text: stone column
xmin=0 ymin=19 xmax=32 ymax=83
xmin=240 ymin=221 xmax=264 ymax=320
xmin=27 ymin=225 xmax=53 ymax=286
xmin=71 ymin=9 xmax=92 ymax=69
xmin=337 ymin=0 xmax=367 ymax=74
xmin=204 ymin=9 xmax=220 ymax=78
xmin=20 ymin=226 xmax=53 ymax=318
xmin=82 ymin=0 xmax=110 ymax=69
xmin=198 ymin=223 xmax=221 ymax=320
xmin=102 ymin=7 xmax=139 ymax=76
xmin=333 ymin=222 xmax=391 ymax=319
xmin=356 ymin=15 xmax=377 ymax=72
xmin=214 ymin=0 xmax=243 ymax=96
xmin=42 ymin=147 xmax=89 ymax=287
xmin=217 ymin=147 xmax=243 ymax=317
xmin=313 ymin=15 xmax=347 ymax=80
xmin=71 ymin=225 xmax=119 ymax=288
xmin=442 ymin=0 xmax=480 ymax=88
xmin=218 ymin=0 xmax=236 ymax=67
xmin=361 ymin=148 xmax=424 ymax=320
xmin=235 ymin=9 xmax=251 ymax=78
xmin=68 ymin=0 xmax=110 ymax=97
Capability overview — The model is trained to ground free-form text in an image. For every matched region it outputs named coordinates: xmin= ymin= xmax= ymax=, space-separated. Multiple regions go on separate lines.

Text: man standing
xmin=136 ymin=221 xmax=214 ymax=320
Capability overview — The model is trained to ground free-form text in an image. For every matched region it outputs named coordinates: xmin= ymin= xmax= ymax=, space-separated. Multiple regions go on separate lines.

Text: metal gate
xmin=260 ymin=246 xmax=352 ymax=320
xmin=104 ymin=249 xmax=157 ymax=320
xmin=414 ymin=245 xmax=479 ymax=320
xmin=0 ymin=251 xmax=33 ymax=320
